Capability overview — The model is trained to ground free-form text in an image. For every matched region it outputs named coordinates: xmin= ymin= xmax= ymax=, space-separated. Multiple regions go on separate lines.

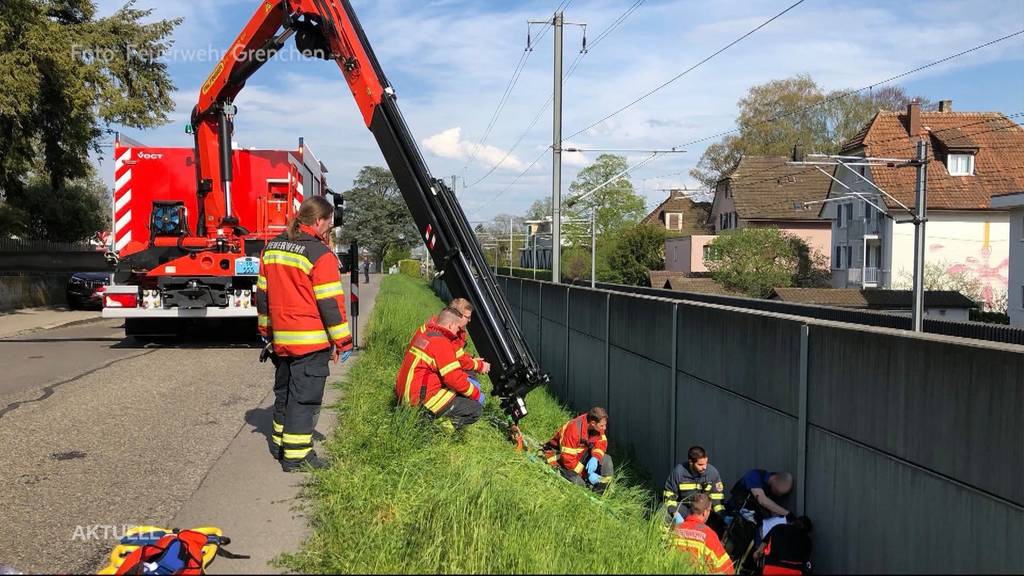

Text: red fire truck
xmin=102 ymin=133 xmax=338 ymax=336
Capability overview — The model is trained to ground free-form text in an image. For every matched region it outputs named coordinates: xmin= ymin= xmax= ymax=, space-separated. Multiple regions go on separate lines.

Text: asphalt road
xmin=0 ymin=319 xmax=273 ymax=574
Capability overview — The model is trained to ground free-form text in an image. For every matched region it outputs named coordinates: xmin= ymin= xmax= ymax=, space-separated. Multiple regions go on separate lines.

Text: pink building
xmin=710 ymin=155 xmax=833 ymax=263
xmin=665 ymin=235 xmax=714 ymax=274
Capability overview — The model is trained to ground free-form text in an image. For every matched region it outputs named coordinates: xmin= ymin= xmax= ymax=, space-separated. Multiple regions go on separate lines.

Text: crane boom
xmin=191 ymin=0 xmax=547 ymax=421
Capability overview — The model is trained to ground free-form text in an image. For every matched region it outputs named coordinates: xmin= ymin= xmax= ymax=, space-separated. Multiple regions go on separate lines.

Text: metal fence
xmin=0 ymin=237 xmax=100 ymax=253
xmin=490 ymin=276 xmax=1024 ymax=574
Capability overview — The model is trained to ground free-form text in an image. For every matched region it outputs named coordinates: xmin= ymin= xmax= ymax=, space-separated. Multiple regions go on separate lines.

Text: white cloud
xmin=422 ymin=127 xmax=524 ymax=171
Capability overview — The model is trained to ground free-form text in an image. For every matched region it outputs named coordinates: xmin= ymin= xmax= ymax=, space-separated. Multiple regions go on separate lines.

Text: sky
xmin=93 ymin=0 xmax=1024 ymax=222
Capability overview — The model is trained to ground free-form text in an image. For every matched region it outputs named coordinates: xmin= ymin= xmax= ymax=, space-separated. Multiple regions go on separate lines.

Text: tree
xmin=565 ymin=154 xmax=646 ymax=237
xmin=524 ymin=197 xmax=552 ymax=221
xmin=340 ymin=166 xmax=418 ymax=265
xmin=705 ymin=228 xmax=802 ymax=298
xmin=690 ymin=75 xmax=931 ymax=188
xmin=17 ymin=169 xmax=110 ymax=241
xmin=895 ymin=260 xmax=984 ymax=304
xmin=0 ymin=0 xmax=180 ymax=239
xmin=603 ymin=224 xmax=666 ymax=286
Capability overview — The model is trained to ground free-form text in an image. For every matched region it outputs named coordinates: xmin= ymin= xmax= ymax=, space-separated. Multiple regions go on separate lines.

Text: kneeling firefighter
xmin=256 ymin=196 xmax=353 ymax=472
xmin=542 ymin=407 xmax=613 ymax=493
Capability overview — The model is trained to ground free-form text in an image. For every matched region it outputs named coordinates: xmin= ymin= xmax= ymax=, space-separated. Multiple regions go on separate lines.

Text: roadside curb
xmin=0 ymin=314 xmax=106 ymax=340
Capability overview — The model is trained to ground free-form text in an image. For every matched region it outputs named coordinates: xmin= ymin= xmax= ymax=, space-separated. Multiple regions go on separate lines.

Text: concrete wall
xmin=0 ymin=273 xmax=69 ymax=310
xmin=497 ymin=276 xmax=1024 ymax=574
xmin=0 ymin=250 xmax=107 ymax=310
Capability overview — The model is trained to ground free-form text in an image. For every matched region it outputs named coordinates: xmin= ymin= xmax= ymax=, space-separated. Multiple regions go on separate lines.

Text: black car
xmin=66 ymin=271 xmax=111 ymax=310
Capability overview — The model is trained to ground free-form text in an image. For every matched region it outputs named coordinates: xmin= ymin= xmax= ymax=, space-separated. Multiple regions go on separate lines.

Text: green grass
xmin=281 ymin=274 xmax=695 ymax=573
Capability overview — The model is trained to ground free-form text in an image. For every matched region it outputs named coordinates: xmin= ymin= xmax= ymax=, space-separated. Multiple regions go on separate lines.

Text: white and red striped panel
xmin=113 ymin=147 xmax=133 ymax=254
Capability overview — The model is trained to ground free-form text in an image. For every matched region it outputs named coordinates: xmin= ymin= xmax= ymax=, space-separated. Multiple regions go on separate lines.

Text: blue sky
xmin=94 ymin=0 xmax=1024 ymax=221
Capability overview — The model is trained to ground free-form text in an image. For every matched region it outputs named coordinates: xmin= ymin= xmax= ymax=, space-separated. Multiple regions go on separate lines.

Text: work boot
xmin=269 ymin=440 xmax=282 ymax=461
xmin=281 ymin=451 xmax=330 ymax=473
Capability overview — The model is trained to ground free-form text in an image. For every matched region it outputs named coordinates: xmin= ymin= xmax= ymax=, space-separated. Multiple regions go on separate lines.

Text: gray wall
xmin=0 ymin=251 xmax=108 ymax=310
xmin=497 ymin=276 xmax=1024 ymax=574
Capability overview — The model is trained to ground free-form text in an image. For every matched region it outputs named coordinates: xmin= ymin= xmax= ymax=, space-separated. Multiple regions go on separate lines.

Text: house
xmin=770 ymin=287 xmax=977 ymax=322
xmin=642 ymin=189 xmax=712 ymax=235
xmin=665 ymin=235 xmax=715 ymax=274
xmin=647 ymin=271 xmax=740 ymax=296
xmin=519 ymin=217 xmax=552 ymax=269
xmin=819 ymin=100 xmax=1023 ymax=309
xmin=990 ymin=192 xmax=1024 ymax=326
xmin=710 ymin=155 xmax=833 ymax=262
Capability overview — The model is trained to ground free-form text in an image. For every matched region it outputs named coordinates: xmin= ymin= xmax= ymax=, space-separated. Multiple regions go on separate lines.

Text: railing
xmin=0 ymin=237 xmax=103 ymax=253
xmin=863 ymin=267 xmax=880 ymax=286
xmin=846 ymin=267 xmax=862 ymax=284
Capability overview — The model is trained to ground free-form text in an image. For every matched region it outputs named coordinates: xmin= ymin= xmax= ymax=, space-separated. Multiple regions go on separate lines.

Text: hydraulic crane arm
xmin=192 ymin=0 xmax=548 ymax=421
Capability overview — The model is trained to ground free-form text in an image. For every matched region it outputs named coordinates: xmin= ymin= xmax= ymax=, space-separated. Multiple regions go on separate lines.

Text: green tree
xmin=340 ymin=166 xmax=418 ymax=265
xmin=895 ymin=260 xmax=983 ymax=304
xmin=690 ymin=75 xmax=930 ymax=189
xmin=18 ymin=169 xmax=110 ymax=241
xmin=565 ymin=154 xmax=645 ymax=237
xmin=705 ymin=228 xmax=801 ymax=298
xmin=0 ymin=0 xmax=180 ymax=239
xmin=523 ymin=197 xmax=551 ymax=221
xmin=603 ymin=224 xmax=666 ymax=286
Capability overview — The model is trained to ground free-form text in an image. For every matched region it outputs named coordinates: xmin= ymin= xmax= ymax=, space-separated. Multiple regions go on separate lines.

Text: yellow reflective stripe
xmin=273 ymin=330 xmax=329 ymax=345
xmin=664 ymin=490 xmax=676 ymax=499
xmin=409 ymin=347 xmax=435 ymax=366
xmin=282 ymin=433 xmax=312 ymax=445
xmin=263 ymin=250 xmax=313 ymax=273
xmin=272 ymin=421 xmax=283 ymax=433
xmin=591 ymin=448 xmax=605 ymax=458
xmin=271 ymin=435 xmax=282 ymax=446
xmin=314 ymin=281 xmax=345 ymax=299
xmin=709 ymin=493 xmax=725 ymax=500
xmin=678 ymin=483 xmax=700 ymax=490
xmin=560 ymin=446 xmax=586 ymax=455
xmin=403 ymin=358 xmax=420 ymax=404
xmin=455 ymin=348 xmax=467 ymax=358
xmin=713 ymin=504 xmax=725 ymax=513
xmin=573 ymin=462 xmax=584 ymax=474
xmin=283 ymin=447 xmax=312 ymax=459
xmin=424 ymin=389 xmax=455 ymax=412
xmin=258 ymin=314 xmax=270 ymax=328
xmin=438 ymin=361 xmax=461 ymax=376
xmin=257 ymin=276 xmax=267 ymax=290
xmin=712 ymin=551 xmax=731 ymax=568
xmin=327 ymin=322 xmax=351 ymax=341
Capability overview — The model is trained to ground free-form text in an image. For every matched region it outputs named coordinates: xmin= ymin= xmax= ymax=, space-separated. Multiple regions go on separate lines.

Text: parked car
xmin=66 ymin=271 xmax=111 ymax=310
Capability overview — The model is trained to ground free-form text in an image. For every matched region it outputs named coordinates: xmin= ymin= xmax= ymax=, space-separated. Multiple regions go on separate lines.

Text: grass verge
xmin=281 ymin=274 xmax=694 ymax=573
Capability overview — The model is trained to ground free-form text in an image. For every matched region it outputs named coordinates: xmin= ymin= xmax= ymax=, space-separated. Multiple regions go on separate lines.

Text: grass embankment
xmin=282 ymin=274 xmax=693 ymax=573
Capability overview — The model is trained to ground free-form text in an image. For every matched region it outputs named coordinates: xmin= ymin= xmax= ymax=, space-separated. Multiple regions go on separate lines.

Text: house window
xmin=846 ymin=246 xmax=853 ymax=267
xmin=666 ymin=212 xmax=682 ymax=231
xmin=703 ymin=244 xmax=714 ymax=262
xmin=947 ymin=154 xmax=975 ymax=176
xmin=837 ymin=204 xmax=846 ymax=228
xmin=835 ymin=246 xmax=843 ymax=269
xmin=846 ymin=203 xmax=854 ymax=226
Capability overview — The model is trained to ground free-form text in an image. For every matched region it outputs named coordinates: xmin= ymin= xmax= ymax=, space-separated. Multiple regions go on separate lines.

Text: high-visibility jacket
xmin=256 ymin=224 xmax=352 ymax=357
xmin=673 ymin=516 xmax=734 ymax=575
xmin=417 ymin=320 xmax=486 ymax=373
xmin=395 ymin=318 xmax=482 ymax=414
xmin=664 ymin=462 xmax=727 ymax=517
xmin=544 ymin=413 xmax=608 ymax=476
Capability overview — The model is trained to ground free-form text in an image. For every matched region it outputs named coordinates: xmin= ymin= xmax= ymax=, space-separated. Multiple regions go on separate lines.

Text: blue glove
xmin=673 ymin=512 xmax=684 ymax=525
xmin=341 ymin=350 xmax=351 ymax=363
xmin=586 ymin=456 xmax=601 ymax=485
xmin=468 ymin=376 xmax=480 ymax=388
xmin=477 ymin=391 xmax=486 ymax=406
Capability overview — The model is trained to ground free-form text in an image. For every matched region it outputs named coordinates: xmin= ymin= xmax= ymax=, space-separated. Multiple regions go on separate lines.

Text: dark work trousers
xmin=271 ymin=348 xmax=331 ymax=463
xmin=559 ymin=454 xmax=614 ymax=493
xmin=434 ymin=395 xmax=482 ymax=429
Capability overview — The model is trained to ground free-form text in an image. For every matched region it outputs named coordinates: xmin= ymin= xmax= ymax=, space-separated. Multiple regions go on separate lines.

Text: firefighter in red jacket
xmin=395 ymin=302 xmax=486 ymax=429
xmin=446 ymin=298 xmax=491 ymax=375
xmin=256 ymin=196 xmax=352 ymax=472
xmin=673 ymin=493 xmax=734 ymax=574
xmin=542 ymin=407 xmax=613 ymax=493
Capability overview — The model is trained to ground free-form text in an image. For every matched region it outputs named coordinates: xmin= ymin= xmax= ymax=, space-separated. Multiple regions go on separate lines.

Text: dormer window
xmin=947 ymin=153 xmax=975 ymax=176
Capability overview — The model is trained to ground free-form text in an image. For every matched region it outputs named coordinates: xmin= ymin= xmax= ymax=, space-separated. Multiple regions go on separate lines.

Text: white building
xmin=991 ymin=192 xmax=1024 ymax=326
xmin=819 ymin=101 xmax=1024 ymax=310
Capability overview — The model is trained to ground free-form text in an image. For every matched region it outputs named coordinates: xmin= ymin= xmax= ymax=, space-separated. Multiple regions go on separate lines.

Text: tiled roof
xmin=841 ymin=111 xmax=1024 ymax=210
xmin=721 ymin=156 xmax=832 ymax=220
xmin=642 ymin=192 xmax=713 ymax=235
xmin=770 ymin=288 xmax=977 ymax=309
xmin=647 ymin=271 xmax=741 ymax=295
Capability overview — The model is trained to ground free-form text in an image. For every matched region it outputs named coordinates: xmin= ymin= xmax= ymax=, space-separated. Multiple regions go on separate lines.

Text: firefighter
xmin=416 ymin=298 xmax=491 ymax=376
xmin=663 ymin=446 xmax=726 ymax=528
xmin=542 ymin=407 xmax=613 ymax=493
xmin=395 ymin=303 xmax=486 ymax=429
xmin=256 ymin=196 xmax=353 ymax=472
xmin=672 ymin=493 xmax=734 ymax=575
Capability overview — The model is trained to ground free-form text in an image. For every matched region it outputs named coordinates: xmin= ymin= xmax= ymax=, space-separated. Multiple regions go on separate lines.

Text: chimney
xmin=938 ymin=99 xmax=953 ymax=112
xmin=907 ymin=100 xmax=921 ymax=137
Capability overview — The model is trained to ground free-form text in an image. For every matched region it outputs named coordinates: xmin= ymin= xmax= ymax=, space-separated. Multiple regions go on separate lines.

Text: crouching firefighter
xmin=542 ymin=407 xmax=613 ymax=493
xmin=256 ymin=196 xmax=353 ymax=472
xmin=395 ymin=303 xmax=486 ymax=430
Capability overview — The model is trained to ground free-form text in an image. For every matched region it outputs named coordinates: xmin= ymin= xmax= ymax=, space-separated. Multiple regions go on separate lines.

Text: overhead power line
xmin=561 ymin=0 xmax=808 ymax=144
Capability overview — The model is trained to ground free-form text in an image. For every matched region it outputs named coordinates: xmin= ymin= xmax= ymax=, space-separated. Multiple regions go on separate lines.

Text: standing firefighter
xmin=672 ymin=494 xmax=734 ymax=575
xmin=542 ymin=407 xmax=613 ymax=493
xmin=664 ymin=446 xmax=727 ymax=528
xmin=256 ymin=196 xmax=352 ymax=472
xmin=395 ymin=302 xmax=486 ymax=429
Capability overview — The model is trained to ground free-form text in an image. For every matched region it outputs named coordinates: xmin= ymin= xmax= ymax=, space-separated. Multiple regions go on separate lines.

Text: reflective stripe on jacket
xmin=544 ymin=413 xmax=607 ymax=476
xmin=395 ymin=318 xmax=481 ymax=414
xmin=664 ymin=462 xmax=726 ymax=517
xmin=673 ymin=516 xmax=734 ymax=574
xmin=256 ymin=225 xmax=352 ymax=357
